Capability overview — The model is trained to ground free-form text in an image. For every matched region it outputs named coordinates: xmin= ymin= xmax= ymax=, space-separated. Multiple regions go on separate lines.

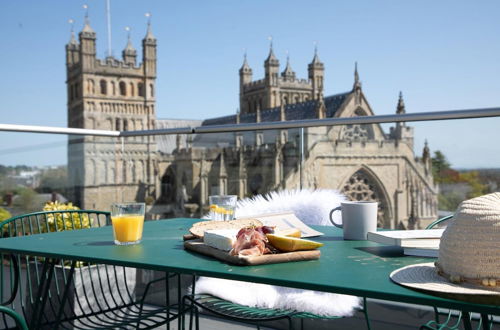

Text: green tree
xmin=459 ymin=171 xmax=488 ymax=198
xmin=13 ymin=187 xmax=38 ymax=213
xmin=37 ymin=166 xmax=68 ymax=193
xmin=431 ymin=150 xmax=451 ymax=182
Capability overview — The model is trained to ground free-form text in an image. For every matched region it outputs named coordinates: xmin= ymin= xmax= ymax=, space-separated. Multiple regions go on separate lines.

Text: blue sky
xmin=0 ymin=0 xmax=500 ymax=168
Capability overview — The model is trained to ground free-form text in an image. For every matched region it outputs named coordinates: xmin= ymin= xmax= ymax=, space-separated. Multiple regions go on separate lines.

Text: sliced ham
xmin=230 ymin=227 xmax=269 ymax=257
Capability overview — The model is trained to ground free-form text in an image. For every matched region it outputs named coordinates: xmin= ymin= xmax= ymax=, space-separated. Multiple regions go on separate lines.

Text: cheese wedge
xmin=203 ymin=229 xmax=238 ymax=251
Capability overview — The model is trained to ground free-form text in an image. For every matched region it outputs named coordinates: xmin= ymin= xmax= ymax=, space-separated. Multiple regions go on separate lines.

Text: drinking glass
xmin=111 ymin=202 xmax=145 ymax=245
xmin=208 ymin=195 xmax=237 ymax=221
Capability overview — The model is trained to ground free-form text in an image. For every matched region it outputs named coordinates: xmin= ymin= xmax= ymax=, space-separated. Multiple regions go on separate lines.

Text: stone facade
xmin=66 ymin=20 xmax=438 ymax=228
xmin=66 ymin=18 xmax=158 ymax=209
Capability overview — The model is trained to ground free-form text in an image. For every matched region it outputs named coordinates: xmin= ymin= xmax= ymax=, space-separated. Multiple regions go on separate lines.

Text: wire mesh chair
xmin=420 ymin=214 xmax=499 ymax=330
xmin=182 ymin=276 xmax=371 ymax=330
xmin=183 ymin=293 xmax=370 ymax=330
xmin=0 ymin=210 xmax=186 ymax=329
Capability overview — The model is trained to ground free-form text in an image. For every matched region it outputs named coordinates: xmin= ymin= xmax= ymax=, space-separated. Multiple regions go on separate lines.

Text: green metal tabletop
xmin=0 ymin=218 xmax=498 ymax=315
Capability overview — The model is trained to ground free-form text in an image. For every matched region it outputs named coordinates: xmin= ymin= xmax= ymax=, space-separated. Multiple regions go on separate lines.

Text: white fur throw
xmin=196 ymin=189 xmax=361 ymax=317
xmin=235 ymin=189 xmax=346 ymax=226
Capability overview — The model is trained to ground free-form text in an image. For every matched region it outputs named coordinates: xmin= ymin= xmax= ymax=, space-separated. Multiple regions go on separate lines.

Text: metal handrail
xmin=1 ymin=106 xmax=500 ymax=137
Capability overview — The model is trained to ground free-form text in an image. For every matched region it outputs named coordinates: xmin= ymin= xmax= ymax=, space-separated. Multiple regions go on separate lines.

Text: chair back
xmin=0 ymin=210 xmax=138 ymax=329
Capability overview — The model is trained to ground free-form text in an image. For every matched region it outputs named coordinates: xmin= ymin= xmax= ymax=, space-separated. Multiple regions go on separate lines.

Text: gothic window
xmin=138 ymin=83 xmax=144 ymax=97
xmin=150 ymin=83 xmax=154 ymax=97
xmin=341 ymin=169 xmax=389 ymax=228
xmin=115 ymin=118 xmax=120 ymax=131
xmin=123 ymin=119 xmax=128 ymax=131
xmin=130 ymin=82 xmax=135 ymax=96
xmin=294 ymin=95 xmax=300 ymax=103
xmin=100 ymin=80 xmax=107 ymax=95
xmin=119 ymin=81 xmax=127 ymax=96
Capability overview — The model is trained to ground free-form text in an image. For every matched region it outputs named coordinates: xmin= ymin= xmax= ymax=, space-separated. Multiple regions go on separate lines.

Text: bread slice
xmin=189 ymin=218 xmax=263 ymax=238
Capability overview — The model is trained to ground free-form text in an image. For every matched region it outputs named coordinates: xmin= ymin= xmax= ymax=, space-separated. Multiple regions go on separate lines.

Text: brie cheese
xmin=203 ymin=229 xmax=238 ymax=252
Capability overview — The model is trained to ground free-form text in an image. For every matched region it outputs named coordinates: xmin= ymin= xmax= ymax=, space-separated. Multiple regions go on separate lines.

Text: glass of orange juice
xmin=111 ymin=203 xmax=145 ymax=245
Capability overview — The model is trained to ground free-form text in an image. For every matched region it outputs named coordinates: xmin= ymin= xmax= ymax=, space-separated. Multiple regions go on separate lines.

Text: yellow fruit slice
xmin=266 ymin=234 xmax=323 ymax=252
xmin=276 ymin=228 xmax=301 ymax=238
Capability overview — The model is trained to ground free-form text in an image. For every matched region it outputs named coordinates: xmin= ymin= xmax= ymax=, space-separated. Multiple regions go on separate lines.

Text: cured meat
xmin=230 ymin=226 xmax=273 ymax=256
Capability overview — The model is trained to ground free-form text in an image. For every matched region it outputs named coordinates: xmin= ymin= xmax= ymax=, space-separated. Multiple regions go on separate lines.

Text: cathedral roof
xmin=202 ymin=91 xmax=350 ymax=126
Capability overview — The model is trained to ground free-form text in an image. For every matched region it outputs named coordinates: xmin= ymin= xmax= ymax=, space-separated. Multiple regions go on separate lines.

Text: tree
xmin=37 ymin=166 xmax=68 ymax=193
xmin=458 ymin=171 xmax=488 ymax=198
xmin=431 ymin=150 xmax=451 ymax=183
xmin=13 ymin=187 xmax=38 ymax=213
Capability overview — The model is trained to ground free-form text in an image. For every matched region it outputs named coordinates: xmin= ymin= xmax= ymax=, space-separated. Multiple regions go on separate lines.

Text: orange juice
xmin=111 ymin=214 xmax=144 ymax=243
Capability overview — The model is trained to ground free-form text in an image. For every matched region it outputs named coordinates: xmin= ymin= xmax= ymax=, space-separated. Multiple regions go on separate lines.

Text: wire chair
xmin=420 ymin=214 xmax=499 ymax=330
xmin=0 ymin=210 xmax=187 ymax=329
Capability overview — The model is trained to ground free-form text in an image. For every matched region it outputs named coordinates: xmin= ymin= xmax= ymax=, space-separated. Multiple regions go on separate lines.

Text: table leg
xmin=30 ymin=258 xmax=57 ymax=330
xmin=53 ymin=260 xmax=76 ymax=330
xmin=462 ymin=311 xmax=472 ymax=330
xmin=480 ymin=313 xmax=490 ymax=330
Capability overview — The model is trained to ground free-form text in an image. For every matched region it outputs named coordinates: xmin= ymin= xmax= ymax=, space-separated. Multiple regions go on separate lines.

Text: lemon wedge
xmin=266 ymin=234 xmax=323 ymax=252
xmin=276 ymin=228 xmax=301 ymax=238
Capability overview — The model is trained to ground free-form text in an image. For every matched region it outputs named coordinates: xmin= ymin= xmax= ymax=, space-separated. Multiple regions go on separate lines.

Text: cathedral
xmin=66 ymin=18 xmax=438 ymax=229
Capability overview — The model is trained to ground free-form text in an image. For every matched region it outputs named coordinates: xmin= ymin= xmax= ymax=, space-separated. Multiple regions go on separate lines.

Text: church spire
xmin=422 ymin=140 xmax=430 ymax=160
xmin=240 ymin=51 xmax=251 ymax=72
xmin=281 ymin=51 xmax=295 ymax=80
xmin=123 ymin=27 xmax=137 ymax=65
xmin=265 ymin=36 xmax=279 ymax=66
xmin=352 ymin=62 xmax=361 ymax=91
xmin=81 ymin=4 xmax=94 ymax=34
xmin=397 ymin=91 xmax=406 ymax=114
xmin=144 ymin=12 xmax=155 ymax=41
xmin=310 ymin=43 xmax=322 ymax=66
xmin=68 ymin=19 xmax=78 ymax=45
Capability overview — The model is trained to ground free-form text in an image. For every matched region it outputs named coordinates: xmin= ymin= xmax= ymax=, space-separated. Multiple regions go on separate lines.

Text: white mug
xmin=329 ymin=201 xmax=378 ymax=240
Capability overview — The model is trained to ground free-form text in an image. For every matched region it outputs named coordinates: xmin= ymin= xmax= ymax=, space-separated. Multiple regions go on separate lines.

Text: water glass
xmin=209 ymin=195 xmax=237 ymax=221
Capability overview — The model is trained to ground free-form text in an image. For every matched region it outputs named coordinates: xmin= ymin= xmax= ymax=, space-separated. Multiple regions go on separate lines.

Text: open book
xmin=237 ymin=212 xmax=323 ymax=238
xmin=403 ymin=247 xmax=439 ymax=258
xmin=367 ymin=229 xmax=444 ymax=248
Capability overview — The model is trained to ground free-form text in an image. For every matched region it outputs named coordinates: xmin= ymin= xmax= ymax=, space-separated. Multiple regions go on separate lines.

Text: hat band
xmin=435 ymin=261 xmax=500 ymax=289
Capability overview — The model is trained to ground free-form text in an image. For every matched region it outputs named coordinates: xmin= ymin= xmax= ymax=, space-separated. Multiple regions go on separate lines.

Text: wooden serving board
xmin=184 ymin=239 xmax=321 ymax=266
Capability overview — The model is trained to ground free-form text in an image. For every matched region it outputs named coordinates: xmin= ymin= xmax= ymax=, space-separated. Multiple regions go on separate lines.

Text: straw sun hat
xmin=390 ymin=193 xmax=500 ymax=304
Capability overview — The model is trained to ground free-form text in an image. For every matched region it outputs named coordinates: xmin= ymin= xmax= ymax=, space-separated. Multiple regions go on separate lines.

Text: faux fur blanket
xmin=196 ymin=189 xmax=361 ymax=317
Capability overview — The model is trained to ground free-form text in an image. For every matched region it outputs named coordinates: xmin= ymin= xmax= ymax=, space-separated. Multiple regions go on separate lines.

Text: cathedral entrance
xmin=341 ymin=169 xmax=391 ymax=228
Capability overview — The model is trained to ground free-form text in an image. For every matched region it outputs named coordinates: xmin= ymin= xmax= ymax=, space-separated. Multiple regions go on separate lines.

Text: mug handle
xmin=329 ymin=206 xmax=343 ymax=228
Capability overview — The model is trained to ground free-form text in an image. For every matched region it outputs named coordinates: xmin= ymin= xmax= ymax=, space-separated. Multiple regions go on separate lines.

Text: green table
xmin=0 ymin=218 xmax=498 ymax=325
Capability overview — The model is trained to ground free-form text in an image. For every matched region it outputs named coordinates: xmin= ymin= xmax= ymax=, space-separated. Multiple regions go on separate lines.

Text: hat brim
xmin=390 ymin=263 xmax=500 ymax=305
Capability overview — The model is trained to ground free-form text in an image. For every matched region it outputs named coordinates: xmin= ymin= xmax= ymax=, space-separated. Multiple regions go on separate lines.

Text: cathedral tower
xmin=66 ymin=12 xmax=158 ymax=209
xmin=239 ymin=45 xmax=324 ymax=115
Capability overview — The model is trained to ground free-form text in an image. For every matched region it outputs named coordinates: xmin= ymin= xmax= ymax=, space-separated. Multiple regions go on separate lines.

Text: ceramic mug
xmin=329 ymin=201 xmax=378 ymax=240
